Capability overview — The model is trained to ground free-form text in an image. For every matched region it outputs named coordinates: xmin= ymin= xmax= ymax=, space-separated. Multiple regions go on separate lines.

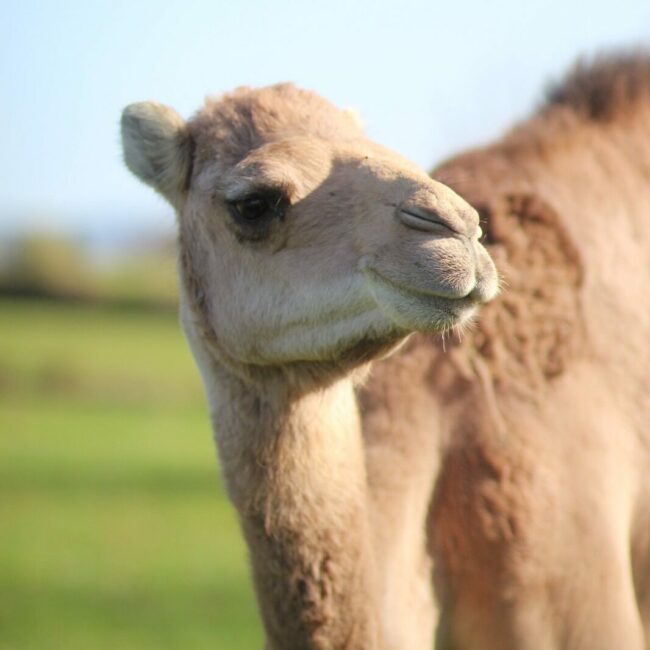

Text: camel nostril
xmin=397 ymin=205 xmax=460 ymax=235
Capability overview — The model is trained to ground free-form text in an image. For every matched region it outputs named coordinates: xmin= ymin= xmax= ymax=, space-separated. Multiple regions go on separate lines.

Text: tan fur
xmin=123 ymin=81 xmax=496 ymax=649
xmin=401 ymin=52 xmax=649 ymax=648
xmin=121 ymin=53 xmax=650 ymax=649
xmin=121 ymin=102 xmax=192 ymax=207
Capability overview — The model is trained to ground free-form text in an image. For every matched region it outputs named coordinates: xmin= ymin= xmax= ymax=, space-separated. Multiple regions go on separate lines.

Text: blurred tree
xmin=0 ymin=234 xmax=93 ymax=299
xmin=0 ymin=232 xmax=178 ymax=308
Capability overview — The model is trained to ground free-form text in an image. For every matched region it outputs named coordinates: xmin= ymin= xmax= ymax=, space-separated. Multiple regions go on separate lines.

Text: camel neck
xmin=209 ymin=368 xmax=363 ymax=510
xmin=207 ymin=364 xmax=380 ymax=649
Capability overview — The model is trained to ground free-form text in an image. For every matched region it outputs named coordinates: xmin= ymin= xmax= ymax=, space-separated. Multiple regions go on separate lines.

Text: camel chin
xmin=251 ymin=304 xmax=403 ymax=366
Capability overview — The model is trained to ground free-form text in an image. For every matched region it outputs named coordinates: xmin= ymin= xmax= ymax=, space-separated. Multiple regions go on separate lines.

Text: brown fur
xmin=121 ymin=52 xmax=650 ymax=649
xmin=361 ymin=51 xmax=650 ymax=648
xmin=124 ymin=72 xmax=499 ymax=649
xmin=189 ymin=83 xmax=364 ymax=171
xmin=547 ymin=52 xmax=650 ymax=121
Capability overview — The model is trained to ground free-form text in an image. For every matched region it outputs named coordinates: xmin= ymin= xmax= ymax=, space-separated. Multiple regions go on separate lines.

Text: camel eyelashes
xmin=233 ymin=195 xmax=270 ymax=220
xmin=224 ymin=191 xmax=288 ymax=241
xmin=227 ymin=192 xmax=287 ymax=222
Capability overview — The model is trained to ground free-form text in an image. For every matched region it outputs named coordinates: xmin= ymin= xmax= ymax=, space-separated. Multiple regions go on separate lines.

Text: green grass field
xmin=0 ymin=299 xmax=262 ymax=649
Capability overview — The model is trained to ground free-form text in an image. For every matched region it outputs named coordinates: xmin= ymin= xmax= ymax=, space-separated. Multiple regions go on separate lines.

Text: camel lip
xmin=362 ymin=268 xmax=479 ymax=332
xmin=362 ymin=265 xmax=477 ymax=304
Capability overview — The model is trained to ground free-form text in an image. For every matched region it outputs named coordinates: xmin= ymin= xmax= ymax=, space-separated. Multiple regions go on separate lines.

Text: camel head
xmin=121 ymin=84 xmax=497 ymax=372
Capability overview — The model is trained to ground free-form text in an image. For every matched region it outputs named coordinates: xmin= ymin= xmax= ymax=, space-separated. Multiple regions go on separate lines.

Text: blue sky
xmin=2 ymin=0 xmax=649 ymax=238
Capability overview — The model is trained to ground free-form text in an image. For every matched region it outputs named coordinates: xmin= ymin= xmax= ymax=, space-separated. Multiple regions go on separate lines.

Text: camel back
xmin=431 ymin=53 xmax=650 ymax=395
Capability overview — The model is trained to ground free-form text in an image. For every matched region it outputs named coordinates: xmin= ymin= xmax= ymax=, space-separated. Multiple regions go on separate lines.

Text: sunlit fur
xmin=123 ymin=84 xmax=497 ymax=372
xmin=366 ymin=52 xmax=650 ymax=649
xmin=123 ymin=53 xmax=649 ymax=649
xmin=122 ymin=81 xmax=497 ymax=649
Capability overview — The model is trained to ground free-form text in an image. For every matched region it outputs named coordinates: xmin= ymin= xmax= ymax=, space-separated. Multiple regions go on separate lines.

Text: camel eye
xmin=225 ymin=191 xmax=287 ymax=241
xmin=233 ymin=195 xmax=270 ymax=221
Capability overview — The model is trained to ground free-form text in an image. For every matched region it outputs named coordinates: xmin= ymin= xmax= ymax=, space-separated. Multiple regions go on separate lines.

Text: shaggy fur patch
xmin=461 ymin=193 xmax=584 ymax=393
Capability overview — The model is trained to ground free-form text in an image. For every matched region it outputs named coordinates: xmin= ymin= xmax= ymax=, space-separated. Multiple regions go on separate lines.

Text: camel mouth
xmin=362 ymin=267 xmax=479 ymax=332
xmin=363 ymin=266 xmax=477 ymax=301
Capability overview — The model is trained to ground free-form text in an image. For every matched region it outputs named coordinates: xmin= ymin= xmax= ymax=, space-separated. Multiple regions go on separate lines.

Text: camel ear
xmin=121 ymin=102 xmax=193 ymax=207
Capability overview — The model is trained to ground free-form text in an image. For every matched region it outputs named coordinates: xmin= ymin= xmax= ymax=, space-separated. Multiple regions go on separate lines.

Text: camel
xmin=120 ymin=52 xmax=650 ymax=649
xmin=425 ymin=54 xmax=650 ymax=649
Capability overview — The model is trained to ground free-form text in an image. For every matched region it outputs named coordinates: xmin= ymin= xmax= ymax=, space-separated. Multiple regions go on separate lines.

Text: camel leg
xmin=631 ymin=503 xmax=650 ymax=649
xmin=361 ymin=368 xmax=441 ymax=650
xmin=365 ymin=440 xmax=439 ymax=650
xmin=638 ymin=584 xmax=650 ymax=650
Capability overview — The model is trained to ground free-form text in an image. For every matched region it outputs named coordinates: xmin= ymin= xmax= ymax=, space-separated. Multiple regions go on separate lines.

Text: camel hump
xmin=545 ymin=50 xmax=650 ymax=121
